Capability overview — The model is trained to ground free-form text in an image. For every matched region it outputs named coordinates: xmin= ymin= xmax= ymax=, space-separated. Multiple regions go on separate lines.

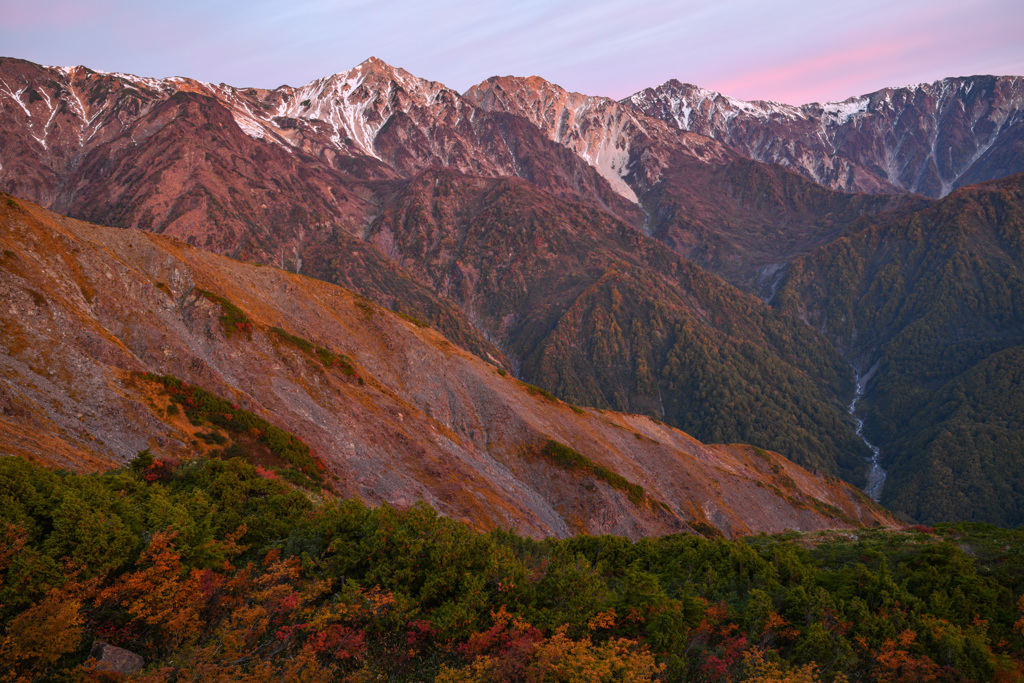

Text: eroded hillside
xmin=0 ymin=195 xmax=894 ymax=537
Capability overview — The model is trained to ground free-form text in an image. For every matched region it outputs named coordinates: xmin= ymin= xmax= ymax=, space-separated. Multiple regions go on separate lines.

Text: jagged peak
xmin=52 ymin=64 xmax=92 ymax=77
xmin=796 ymin=74 xmax=1024 ymax=110
xmin=349 ymin=56 xmax=409 ymax=83
xmin=297 ymin=56 xmax=462 ymax=112
xmin=626 ymin=80 xmax=803 ymax=122
xmin=339 ymin=56 xmax=442 ymax=90
xmin=357 ymin=55 xmax=390 ymax=70
xmin=636 ymin=74 xmax=1007 ymax=120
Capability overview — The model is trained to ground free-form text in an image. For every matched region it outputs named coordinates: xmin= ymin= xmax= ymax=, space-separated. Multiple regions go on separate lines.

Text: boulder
xmin=90 ymin=641 xmax=144 ymax=675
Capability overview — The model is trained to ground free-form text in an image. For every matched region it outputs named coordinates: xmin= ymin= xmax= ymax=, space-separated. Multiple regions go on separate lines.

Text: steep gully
xmin=759 ymin=275 xmax=886 ymax=502
xmin=849 ymin=365 xmax=886 ymax=502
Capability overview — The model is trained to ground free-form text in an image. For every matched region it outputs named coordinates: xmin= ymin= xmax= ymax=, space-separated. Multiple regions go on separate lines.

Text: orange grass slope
xmin=0 ymin=193 xmax=897 ymax=538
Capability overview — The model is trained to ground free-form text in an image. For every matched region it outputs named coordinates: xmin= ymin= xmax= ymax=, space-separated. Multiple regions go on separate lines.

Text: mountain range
xmin=628 ymin=76 xmax=1024 ymax=198
xmin=1 ymin=55 xmax=1023 ymax=528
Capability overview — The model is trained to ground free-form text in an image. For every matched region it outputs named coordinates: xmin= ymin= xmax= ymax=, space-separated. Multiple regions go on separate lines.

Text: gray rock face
xmin=90 ymin=641 xmax=144 ymax=675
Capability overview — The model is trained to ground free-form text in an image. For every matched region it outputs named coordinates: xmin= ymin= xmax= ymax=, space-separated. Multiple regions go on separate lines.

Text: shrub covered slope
xmin=2 ymin=453 xmax=1023 ymax=682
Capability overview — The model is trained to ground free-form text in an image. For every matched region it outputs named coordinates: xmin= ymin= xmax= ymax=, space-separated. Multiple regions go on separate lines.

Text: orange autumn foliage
xmin=95 ymin=531 xmax=206 ymax=652
xmin=862 ymin=629 xmax=942 ymax=682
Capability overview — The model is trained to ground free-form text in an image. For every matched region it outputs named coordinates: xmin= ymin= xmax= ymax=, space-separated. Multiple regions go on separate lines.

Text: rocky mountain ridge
xmin=464 ymin=74 xmax=905 ymax=284
xmin=0 ymin=55 xmax=883 ymax=485
xmin=0 ymin=56 xmax=641 ymax=226
xmin=626 ymin=76 xmax=1024 ymax=198
xmin=464 ymin=74 xmax=732 ymax=204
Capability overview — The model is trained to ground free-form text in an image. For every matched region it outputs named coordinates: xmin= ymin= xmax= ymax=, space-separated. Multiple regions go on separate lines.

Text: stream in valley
xmin=849 ymin=371 xmax=887 ymax=502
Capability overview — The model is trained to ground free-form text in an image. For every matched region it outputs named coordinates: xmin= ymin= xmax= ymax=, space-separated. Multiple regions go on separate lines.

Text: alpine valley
xmin=2 ymin=52 xmax=1024 ymax=680
xmin=2 ymin=55 xmax=1024 ymax=527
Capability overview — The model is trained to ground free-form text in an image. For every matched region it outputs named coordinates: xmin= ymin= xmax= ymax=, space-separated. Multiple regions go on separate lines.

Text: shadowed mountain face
xmin=774 ymin=173 xmax=1024 ymax=526
xmin=626 ymin=76 xmax=1024 ymax=199
xmin=1 ymin=55 xmax=1023 ymax=526
xmin=0 ymin=195 xmax=895 ymax=537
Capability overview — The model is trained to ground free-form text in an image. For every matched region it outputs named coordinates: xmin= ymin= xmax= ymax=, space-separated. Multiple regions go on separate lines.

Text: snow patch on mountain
xmin=580 ymin=121 xmax=639 ymax=203
xmin=464 ymin=77 xmax=662 ymax=203
xmin=820 ymin=96 xmax=869 ymax=123
xmin=231 ymin=110 xmax=267 ymax=140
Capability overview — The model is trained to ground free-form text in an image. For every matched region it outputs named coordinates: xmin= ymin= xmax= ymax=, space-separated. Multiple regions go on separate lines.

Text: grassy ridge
xmin=269 ymin=326 xmax=358 ymax=377
xmin=195 ymin=288 xmax=252 ymax=337
xmin=142 ymin=372 xmax=322 ymax=479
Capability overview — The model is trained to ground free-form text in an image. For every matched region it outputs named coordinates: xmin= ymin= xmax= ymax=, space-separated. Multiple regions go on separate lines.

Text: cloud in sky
xmin=3 ymin=0 xmax=1023 ymax=104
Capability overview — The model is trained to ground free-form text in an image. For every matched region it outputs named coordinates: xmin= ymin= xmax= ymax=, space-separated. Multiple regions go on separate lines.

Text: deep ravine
xmin=849 ymin=370 xmax=887 ymax=502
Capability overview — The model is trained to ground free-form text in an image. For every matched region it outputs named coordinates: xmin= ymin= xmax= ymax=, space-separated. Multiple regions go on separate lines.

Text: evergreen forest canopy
xmin=357 ymin=174 xmax=870 ymax=482
xmin=2 ymin=452 xmax=1023 ymax=682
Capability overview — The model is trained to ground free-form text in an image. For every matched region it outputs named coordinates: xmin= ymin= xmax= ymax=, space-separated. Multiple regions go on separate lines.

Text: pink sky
xmin=3 ymin=0 xmax=1023 ymax=104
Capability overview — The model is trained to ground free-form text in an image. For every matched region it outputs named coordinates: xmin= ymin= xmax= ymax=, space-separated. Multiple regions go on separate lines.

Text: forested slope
xmin=775 ymin=174 xmax=1024 ymax=524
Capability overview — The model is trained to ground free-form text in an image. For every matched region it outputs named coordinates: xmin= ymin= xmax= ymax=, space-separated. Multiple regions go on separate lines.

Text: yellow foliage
xmin=441 ymin=624 xmax=663 ymax=683
xmin=437 ymin=656 xmax=498 ymax=683
xmin=741 ymin=648 xmax=845 ymax=683
xmin=133 ymin=641 xmax=337 ymax=683
xmin=530 ymin=626 xmax=663 ymax=682
xmin=0 ymin=590 xmax=83 ymax=682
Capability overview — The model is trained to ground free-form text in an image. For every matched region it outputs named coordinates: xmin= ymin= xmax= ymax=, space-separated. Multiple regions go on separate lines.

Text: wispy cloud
xmin=2 ymin=0 xmax=1022 ymax=103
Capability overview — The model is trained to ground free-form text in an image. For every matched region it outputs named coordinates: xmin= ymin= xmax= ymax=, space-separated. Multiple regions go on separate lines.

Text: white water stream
xmin=849 ymin=372 xmax=886 ymax=501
